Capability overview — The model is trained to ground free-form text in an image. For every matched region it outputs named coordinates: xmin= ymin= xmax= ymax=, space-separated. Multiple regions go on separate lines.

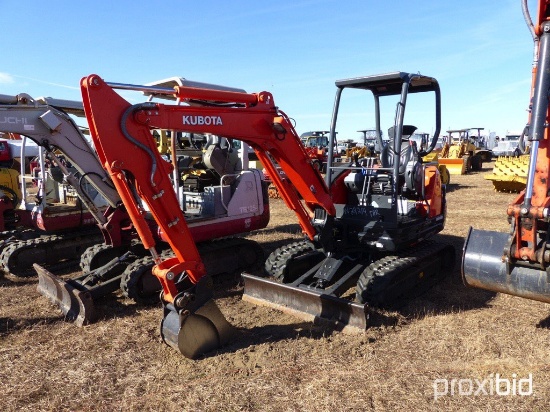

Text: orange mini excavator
xmin=81 ymin=71 xmax=454 ymax=358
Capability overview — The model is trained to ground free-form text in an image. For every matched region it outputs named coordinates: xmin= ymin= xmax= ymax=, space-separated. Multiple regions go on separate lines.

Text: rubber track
xmin=355 ymin=240 xmax=453 ymax=306
xmin=120 ymin=237 xmax=265 ymax=303
xmin=1 ymin=230 xmax=104 ymax=277
xmin=264 ymin=240 xmax=316 ymax=282
xmin=0 ymin=229 xmax=30 ymax=241
xmin=80 ymin=243 xmax=114 ymax=272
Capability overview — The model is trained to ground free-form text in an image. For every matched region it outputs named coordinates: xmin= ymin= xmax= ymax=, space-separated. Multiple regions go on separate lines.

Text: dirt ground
xmin=1 ymin=163 xmax=549 ymax=411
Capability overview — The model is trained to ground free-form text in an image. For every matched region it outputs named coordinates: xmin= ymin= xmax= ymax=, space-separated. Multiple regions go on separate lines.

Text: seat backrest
xmin=381 ymin=125 xmax=417 ymax=174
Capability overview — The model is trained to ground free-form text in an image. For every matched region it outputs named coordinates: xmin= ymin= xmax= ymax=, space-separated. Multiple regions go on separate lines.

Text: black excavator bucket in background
xmin=462 ymin=227 xmax=550 ymax=303
xmin=242 ymin=273 xmax=369 ymax=331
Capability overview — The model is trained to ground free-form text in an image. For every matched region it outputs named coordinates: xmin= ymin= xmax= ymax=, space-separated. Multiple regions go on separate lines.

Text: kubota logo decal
xmin=183 ymin=115 xmax=223 ymax=126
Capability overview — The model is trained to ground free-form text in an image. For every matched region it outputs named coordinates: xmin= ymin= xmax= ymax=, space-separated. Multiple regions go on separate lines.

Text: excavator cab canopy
xmin=335 ymin=71 xmax=439 ymax=96
xmin=326 ymin=72 xmax=441 ymax=184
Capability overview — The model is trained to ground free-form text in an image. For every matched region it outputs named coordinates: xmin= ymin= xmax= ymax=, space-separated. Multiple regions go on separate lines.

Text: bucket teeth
xmin=35 ymin=263 xmax=97 ymax=327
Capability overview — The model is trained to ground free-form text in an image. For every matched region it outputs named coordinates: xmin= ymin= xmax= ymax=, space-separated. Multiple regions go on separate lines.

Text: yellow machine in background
xmin=411 ymin=132 xmax=450 ymax=184
xmin=484 ymin=155 xmax=529 ymax=192
xmin=438 ymin=129 xmax=484 ymax=175
xmin=0 ymin=167 xmax=21 ymax=206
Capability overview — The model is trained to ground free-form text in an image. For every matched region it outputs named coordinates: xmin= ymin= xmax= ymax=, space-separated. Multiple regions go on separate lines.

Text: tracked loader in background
xmin=80 ymin=71 xmax=454 ymax=358
xmin=462 ymin=0 xmax=550 ymax=305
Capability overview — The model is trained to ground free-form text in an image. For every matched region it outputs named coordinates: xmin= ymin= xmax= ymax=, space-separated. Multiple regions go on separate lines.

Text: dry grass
xmin=1 ymin=163 xmax=550 ymax=411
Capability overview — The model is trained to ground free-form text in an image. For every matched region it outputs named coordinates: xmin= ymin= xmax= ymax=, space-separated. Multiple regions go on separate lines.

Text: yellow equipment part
xmin=484 ymin=155 xmax=529 ymax=192
xmin=438 ymin=164 xmax=451 ymax=185
xmin=438 ymin=158 xmax=466 ymax=175
xmin=422 ymin=152 xmax=439 ymax=163
xmin=0 ymin=167 xmax=21 ymax=206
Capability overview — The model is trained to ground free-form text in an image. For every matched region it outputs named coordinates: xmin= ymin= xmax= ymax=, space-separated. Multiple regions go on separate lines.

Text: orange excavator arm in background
xmin=463 ymin=0 xmax=550 ymax=304
xmin=81 ymin=74 xmax=335 ymax=304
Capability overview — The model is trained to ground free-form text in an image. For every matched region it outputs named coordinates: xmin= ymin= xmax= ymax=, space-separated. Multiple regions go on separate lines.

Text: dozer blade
xmin=462 ymin=228 xmax=550 ymax=303
xmin=242 ymin=273 xmax=368 ymax=332
xmin=35 ymin=263 xmax=97 ymax=327
xmin=438 ymin=158 xmax=466 ymax=175
xmin=161 ymin=299 xmax=234 ymax=359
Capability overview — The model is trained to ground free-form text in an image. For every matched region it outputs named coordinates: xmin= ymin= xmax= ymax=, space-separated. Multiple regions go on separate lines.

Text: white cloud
xmin=0 ymin=72 xmax=14 ymax=84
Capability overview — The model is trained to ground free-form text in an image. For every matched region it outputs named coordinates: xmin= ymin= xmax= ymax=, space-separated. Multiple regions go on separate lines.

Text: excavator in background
xmin=463 ymin=0 xmax=550 ymax=308
xmin=0 ymin=89 xmax=269 ymax=324
xmin=300 ymin=131 xmax=342 ymax=172
xmin=80 ymin=71 xmax=454 ymax=358
xmin=0 ymin=94 xmax=107 ymax=276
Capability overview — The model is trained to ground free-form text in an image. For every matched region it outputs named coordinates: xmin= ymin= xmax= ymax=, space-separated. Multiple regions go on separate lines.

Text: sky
xmin=0 ymin=0 xmax=538 ymax=142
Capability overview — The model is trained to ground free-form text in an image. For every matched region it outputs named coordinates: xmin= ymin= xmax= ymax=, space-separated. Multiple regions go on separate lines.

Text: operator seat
xmin=203 ymin=135 xmax=241 ymax=176
xmin=380 ymin=125 xmax=418 ymax=174
xmin=380 ymin=125 xmax=423 ymax=195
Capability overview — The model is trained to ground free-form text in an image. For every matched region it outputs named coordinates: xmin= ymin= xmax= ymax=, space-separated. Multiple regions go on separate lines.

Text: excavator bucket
xmin=35 ymin=264 xmax=97 ymax=326
xmin=241 ymin=274 xmax=369 ymax=332
xmin=161 ymin=299 xmax=234 ymax=359
xmin=462 ymin=228 xmax=550 ymax=303
xmin=438 ymin=158 xmax=466 ymax=175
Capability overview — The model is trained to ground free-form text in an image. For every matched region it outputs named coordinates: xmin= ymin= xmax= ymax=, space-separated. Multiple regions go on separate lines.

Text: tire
xmin=439 ymin=165 xmax=450 ymax=185
xmin=311 ymin=160 xmax=321 ymax=171
xmin=463 ymin=155 xmax=472 ymax=172
xmin=470 ymin=155 xmax=482 ymax=171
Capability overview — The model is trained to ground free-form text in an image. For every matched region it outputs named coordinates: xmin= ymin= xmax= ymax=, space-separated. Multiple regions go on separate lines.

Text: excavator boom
xmin=81 ymin=74 xmax=336 ymax=357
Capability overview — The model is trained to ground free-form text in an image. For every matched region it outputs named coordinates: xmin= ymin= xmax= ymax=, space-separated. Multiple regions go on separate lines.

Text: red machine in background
xmin=462 ymin=1 xmax=550 ymax=304
xmin=81 ymin=72 xmax=453 ymax=358
xmin=300 ymin=131 xmax=340 ymax=172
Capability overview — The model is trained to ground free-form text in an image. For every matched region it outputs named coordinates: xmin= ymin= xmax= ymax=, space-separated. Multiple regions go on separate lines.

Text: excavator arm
xmin=80 ymin=74 xmax=335 ymax=357
xmin=0 ymin=93 xmax=130 ymax=244
xmin=463 ymin=0 xmax=550 ymax=303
